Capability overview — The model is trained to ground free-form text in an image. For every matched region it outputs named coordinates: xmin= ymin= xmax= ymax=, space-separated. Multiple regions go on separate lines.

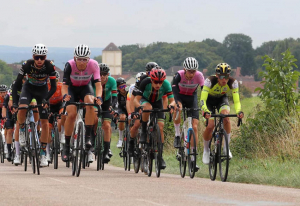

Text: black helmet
xmin=145 ymin=62 xmax=158 ymax=72
xmin=116 ymin=77 xmax=126 ymax=87
xmin=0 ymin=84 xmax=8 ymax=92
xmin=99 ymin=63 xmax=110 ymax=73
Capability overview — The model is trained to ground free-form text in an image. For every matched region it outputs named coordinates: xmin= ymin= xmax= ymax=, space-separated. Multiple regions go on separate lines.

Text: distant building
xmin=102 ymin=43 xmax=122 ymax=75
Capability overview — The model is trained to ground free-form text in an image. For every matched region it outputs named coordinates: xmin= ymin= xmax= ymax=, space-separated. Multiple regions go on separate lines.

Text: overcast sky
xmin=0 ymin=0 xmax=299 ymax=49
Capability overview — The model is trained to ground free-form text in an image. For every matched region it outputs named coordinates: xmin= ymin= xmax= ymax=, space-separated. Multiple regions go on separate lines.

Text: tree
xmin=0 ymin=60 xmax=14 ymax=86
xmin=94 ymin=55 xmax=102 ymax=63
xmin=223 ymin=33 xmax=256 ymax=75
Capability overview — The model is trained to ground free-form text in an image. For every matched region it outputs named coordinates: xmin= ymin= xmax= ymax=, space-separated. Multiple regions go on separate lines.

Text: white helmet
xmin=32 ymin=44 xmax=48 ymax=55
xmin=136 ymin=72 xmax=147 ymax=82
xmin=183 ymin=57 xmax=198 ymax=70
xmin=74 ymin=44 xmax=91 ymax=58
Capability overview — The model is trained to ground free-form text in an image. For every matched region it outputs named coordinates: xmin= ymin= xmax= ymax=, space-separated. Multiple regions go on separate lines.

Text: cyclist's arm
xmin=171 ymin=72 xmax=181 ymax=102
xmin=200 ymin=85 xmax=210 ymax=113
xmin=94 ymin=82 xmax=102 ymax=98
xmin=62 ymin=62 xmax=72 ymax=97
xmin=111 ymin=79 xmax=118 ymax=109
xmin=134 ymin=95 xmax=142 ymax=108
xmin=232 ymin=80 xmax=241 ymax=113
xmin=45 ymin=71 xmax=57 ymax=101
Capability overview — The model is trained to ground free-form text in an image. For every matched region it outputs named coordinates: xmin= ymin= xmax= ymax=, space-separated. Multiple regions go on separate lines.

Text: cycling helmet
xmin=0 ymin=84 xmax=8 ymax=92
xmin=215 ymin=63 xmax=231 ymax=75
xmin=74 ymin=44 xmax=91 ymax=58
xmin=183 ymin=57 xmax=198 ymax=70
xmin=135 ymin=72 xmax=147 ymax=82
xmin=149 ymin=66 xmax=166 ymax=81
xmin=32 ymin=44 xmax=48 ymax=55
xmin=116 ymin=77 xmax=126 ymax=87
xmin=145 ymin=62 xmax=158 ymax=72
xmin=99 ymin=63 xmax=110 ymax=73
xmin=55 ymin=71 xmax=60 ymax=79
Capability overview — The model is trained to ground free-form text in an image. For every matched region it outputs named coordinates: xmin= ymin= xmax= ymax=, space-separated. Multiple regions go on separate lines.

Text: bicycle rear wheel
xmin=219 ymin=130 xmax=229 ymax=182
xmin=96 ymin=127 xmax=103 ymax=171
xmin=187 ymin=129 xmax=196 ymax=179
xmin=53 ymin=126 xmax=59 ymax=169
xmin=30 ymin=122 xmax=40 ymax=175
xmin=209 ymin=135 xmax=217 ymax=181
xmin=146 ymin=145 xmax=153 ymax=177
xmin=127 ymin=130 xmax=131 ymax=172
xmin=24 ymin=152 xmax=28 ymax=171
xmin=154 ymin=126 xmax=162 ymax=178
xmin=76 ymin=122 xmax=84 ymax=177
xmin=123 ymin=131 xmax=128 ymax=171
xmin=179 ymin=131 xmax=186 ymax=178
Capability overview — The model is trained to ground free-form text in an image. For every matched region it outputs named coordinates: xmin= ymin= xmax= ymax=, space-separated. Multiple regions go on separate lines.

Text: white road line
xmin=136 ymin=199 xmax=167 ymax=206
xmin=46 ymin=177 xmax=67 ymax=184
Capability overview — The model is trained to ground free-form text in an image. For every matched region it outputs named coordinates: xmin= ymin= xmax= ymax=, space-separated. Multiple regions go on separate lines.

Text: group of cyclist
xmin=0 ymin=43 xmax=244 ymax=173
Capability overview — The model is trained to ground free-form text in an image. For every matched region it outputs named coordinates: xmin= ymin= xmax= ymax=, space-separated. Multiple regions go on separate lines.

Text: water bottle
xmin=184 ymin=135 xmax=188 ymax=154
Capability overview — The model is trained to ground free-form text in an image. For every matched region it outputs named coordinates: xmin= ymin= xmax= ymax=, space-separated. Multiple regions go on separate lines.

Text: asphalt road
xmin=0 ymin=159 xmax=299 ymax=206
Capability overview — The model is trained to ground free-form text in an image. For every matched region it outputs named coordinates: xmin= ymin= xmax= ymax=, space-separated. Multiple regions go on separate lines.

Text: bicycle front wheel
xmin=219 ymin=130 xmax=229 ymax=182
xmin=123 ymin=130 xmax=128 ymax=171
xmin=96 ymin=127 xmax=103 ymax=171
xmin=133 ymin=136 xmax=141 ymax=174
xmin=154 ymin=126 xmax=162 ymax=178
xmin=179 ymin=131 xmax=186 ymax=178
xmin=75 ymin=122 xmax=84 ymax=177
xmin=187 ymin=129 xmax=196 ymax=179
xmin=30 ymin=122 xmax=40 ymax=175
xmin=209 ymin=135 xmax=217 ymax=181
xmin=0 ymin=134 xmax=4 ymax=163
xmin=53 ymin=126 xmax=59 ymax=169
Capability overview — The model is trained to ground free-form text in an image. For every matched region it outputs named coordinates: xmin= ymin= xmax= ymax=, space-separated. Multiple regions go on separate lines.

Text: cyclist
xmin=115 ymin=77 xmax=128 ymax=148
xmin=0 ymin=85 xmax=10 ymax=161
xmin=47 ymin=71 xmax=64 ymax=162
xmin=127 ymin=62 xmax=162 ymax=154
xmin=12 ymin=44 xmax=57 ymax=167
xmin=62 ymin=44 xmax=102 ymax=162
xmin=172 ymin=57 xmax=205 ymax=170
xmin=134 ymin=67 xmax=176 ymax=169
xmin=93 ymin=63 xmax=117 ymax=163
xmin=201 ymin=63 xmax=244 ymax=165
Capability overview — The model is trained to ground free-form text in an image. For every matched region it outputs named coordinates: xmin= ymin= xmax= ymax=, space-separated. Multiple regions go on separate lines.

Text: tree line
xmin=94 ymin=34 xmax=300 ymax=80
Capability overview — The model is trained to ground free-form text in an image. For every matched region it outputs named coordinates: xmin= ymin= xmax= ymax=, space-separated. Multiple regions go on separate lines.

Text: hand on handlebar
xmin=237 ymin=111 xmax=244 ymax=119
xmin=203 ymin=111 xmax=211 ymax=119
xmin=63 ymin=94 xmax=71 ymax=102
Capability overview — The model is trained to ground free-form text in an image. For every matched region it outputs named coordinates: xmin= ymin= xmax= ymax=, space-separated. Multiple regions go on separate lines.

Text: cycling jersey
xmin=117 ymin=90 xmax=128 ymax=112
xmin=136 ymin=77 xmax=173 ymax=102
xmin=63 ymin=59 xmax=100 ymax=87
xmin=127 ymin=84 xmax=138 ymax=100
xmin=200 ymin=76 xmax=241 ymax=113
xmin=12 ymin=59 xmax=57 ymax=105
xmin=48 ymin=82 xmax=63 ymax=105
xmin=172 ymin=70 xmax=204 ymax=96
xmin=101 ymin=76 xmax=117 ymax=101
xmin=0 ymin=95 xmax=5 ymax=108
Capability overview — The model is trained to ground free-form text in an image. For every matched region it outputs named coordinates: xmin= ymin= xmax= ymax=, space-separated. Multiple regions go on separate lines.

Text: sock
xmin=204 ymin=140 xmax=210 ymax=153
xmin=227 ymin=133 xmax=231 ymax=145
xmin=174 ymin=123 xmax=180 ymax=136
xmin=40 ymin=143 xmax=47 ymax=156
xmin=46 ymin=143 xmax=50 ymax=155
xmin=61 ymin=125 xmax=65 ymax=133
xmin=7 ymin=144 xmax=11 ymax=154
xmin=104 ymin=141 xmax=110 ymax=154
xmin=15 ymin=141 xmax=20 ymax=155
xmin=85 ymin=125 xmax=93 ymax=141
xmin=65 ymin=135 xmax=71 ymax=146
xmin=141 ymin=120 xmax=147 ymax=133
xmin=119 ymin=130 xmax=124 ymax=141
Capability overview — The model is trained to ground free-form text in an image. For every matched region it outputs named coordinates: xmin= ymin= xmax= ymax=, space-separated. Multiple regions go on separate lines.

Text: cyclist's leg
xmin=117 ymin=109 xmax=126 ymax=148
xmin=101 ymin=98 xmax=113 ymax=162
xmin=173 ymin=99 xmax=182 ymax=148
xmin=140 ymin=99 xmax=152 ymax=143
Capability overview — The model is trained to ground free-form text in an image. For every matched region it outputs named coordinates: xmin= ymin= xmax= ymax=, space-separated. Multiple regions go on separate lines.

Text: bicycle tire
xmin=54 ymin=126 xmax=59 ymax=169
xmin=71 ymin=137 xmax=76 ymax=176
xmin=209 ymin=135 xmax=217 ymax=181
xmin=133 ymin=137 xmax=140 ymax=174
xmin=76 ymin=122 xmax=84 ymax=177
xmin=96 ymin=127 xmax=102 ymax=171
xmin=154 ymin=126 xmax=162 ymax=178
xmin=24 ymin=153 xmax=27 ymax=171
xmin=100 ymin=129 xmax=105 ymax=170
xmin=219 ymin=130 xmax=229 ymax=182
xmin=179 ymin=131 xmax=186 ymax=178
xmin=123 ymin=131 xmax=128 ymax=171
xmin=30 ymin=122 xmax=40 ymax=175
xmin=0 ymin=134 xmax=4 ymax=163
xmin=187 ymin=129 xmax=196 ymax=179
xmin=127 ymin=130 xmax=131 ymax=172
xmin=82 ymin=150 xmax=86 ymax=169
xmin=146 ymin=146 xmax=153 ymax=177
xmin=11 ymin=146 xmax=15 ymax=165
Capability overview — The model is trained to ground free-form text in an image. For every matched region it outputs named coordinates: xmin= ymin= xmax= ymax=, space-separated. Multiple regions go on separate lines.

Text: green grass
xmin=110 ymin=135 xmax=300 ymax=188
xmin=230 ymin=96 xmax=263 ymax=116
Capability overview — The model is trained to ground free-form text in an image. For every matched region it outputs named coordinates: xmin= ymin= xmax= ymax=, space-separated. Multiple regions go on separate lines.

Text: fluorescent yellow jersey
xmin=200 ymin=76 xmax=241 ymax=113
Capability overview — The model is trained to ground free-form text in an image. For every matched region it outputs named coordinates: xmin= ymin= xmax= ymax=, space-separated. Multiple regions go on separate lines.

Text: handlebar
xmin=205 ymin=114 xmax=243 ymax=127
xmin=18 ymin=104 xmax=44 ymax=110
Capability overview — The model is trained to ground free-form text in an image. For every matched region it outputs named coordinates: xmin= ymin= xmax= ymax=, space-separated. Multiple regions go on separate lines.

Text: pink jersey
xmin=177 ymin=70 xmax=204 ymax=95
xmin=68 ymin=59 xmax=100 ymax=86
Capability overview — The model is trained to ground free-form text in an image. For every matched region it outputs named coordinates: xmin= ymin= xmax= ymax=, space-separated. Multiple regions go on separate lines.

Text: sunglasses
xmin=218 ymin=75 xmax=229 ymax=80
xmin=152 ymin=80 xmax=164 ymax=85
xmin=101 ymin=73 xmax=108 ymax=76
xmin=34 ymin=55 xmax=46 ymax=60
xmin=118 ymin=85 xmax=126 ymax=89
xmin=76 ymin=58 xmax=89 ymax=62
xmin=187 ymin=70 xmax=196 ymax=74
